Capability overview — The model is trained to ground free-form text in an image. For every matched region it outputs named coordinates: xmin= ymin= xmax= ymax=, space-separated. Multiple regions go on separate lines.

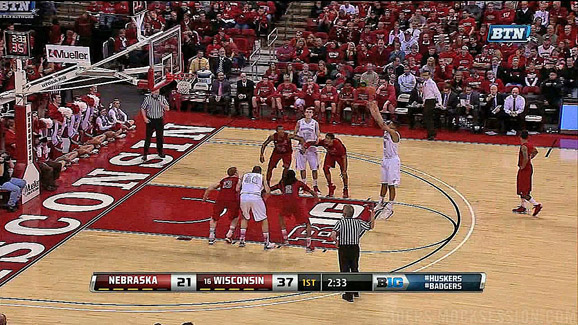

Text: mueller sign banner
xmin=46 ymin=44 xmax=91 ymax=65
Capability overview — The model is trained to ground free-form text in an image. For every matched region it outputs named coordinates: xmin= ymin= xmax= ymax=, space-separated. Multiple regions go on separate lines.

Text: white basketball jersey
xmin=383 ymin=131 xmax=400 ymax=159
xmin=240 ymin=173 xmax=264 ymax=195
xmin=297 ymin=118 xmax=319 ymax=149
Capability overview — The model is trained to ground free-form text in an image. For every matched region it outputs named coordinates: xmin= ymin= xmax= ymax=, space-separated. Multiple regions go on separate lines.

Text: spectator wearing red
xmin=483 ymin=3 xmax=501 ymax=25
xmin=450 ymin=71 xmax=466 ymax=94
xmin=316 ymin=60 xmax=330 ymax=84
xmin=337 ymin=81 xmax=355 ymax=121
xmin=297 ymin=77 xmax=321 ymax=117
xmin=114 ymin=29 xmax=128 ymax=53
xmin=464 ymin=69 xmax=485 ymax=92
xmin=419 ymin=33 xmax=434 ymax=56
xmin=342 ymin=42 xmax=357 ymax=66
xmin=61 ymin=30 xmax=79 ymax=46
xmin=455 ymin=46 xmax=474 ymax=71
xmin=213 ymin=28 xmax=231 ymax=45
xmin=252 ymin=75 xmax=277 ymax=118
xmin=481 ymin=70 xmax=505 ymax=94
xmin=49 ymin=18 xmax=61 ymax=44
xmin=376 ymin=79 xmax=396 ymax=119
xmin=352 ymin=81 xmax=376 ymax=125
xmin=309 ymin=38 xmax=327 ymax=64
xmin=235 ymin=3 xmax=254 ymax=30
xmin=294 ymin=38 xmax=310 ymax=63
xmin=265 ymin=62 xmax=282 ymax=86
xmin=559 ymin=25 xmax=577 ymax=48
xmin=326 ymin=41 xmax=343 ymax=66
xmin=499 ymin=2 xmax=516 ymax=24
xmin=319 ymin=80 xmax=339 ymax=123
xmin=194 ymin=12 xmax=212 ymax=36
xmin=74 ymin=12 xmax=97 ymax=46
xmin=459 ymin=11 xmax=476 ymax=35
xmin=275 ymin=75 xmax=298 ymax=118
xmin=146 ymin=10 xmax=166 ymax=33
xmin=370 ymin=40 xmax=390 ymax=68
xmin=276 ymin=43 xmax=296 ymax=62
xmin=356 ymin=43 xmax=371 ymax=67
xmin=522 ymin=64 xmax=541 ymax=95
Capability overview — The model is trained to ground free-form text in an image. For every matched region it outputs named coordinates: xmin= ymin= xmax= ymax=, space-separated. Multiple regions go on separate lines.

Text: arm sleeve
xmin=333 ymin=219 xmax=342 ymax=232
xmin=360 ymin=220 xmax=371 ymax=230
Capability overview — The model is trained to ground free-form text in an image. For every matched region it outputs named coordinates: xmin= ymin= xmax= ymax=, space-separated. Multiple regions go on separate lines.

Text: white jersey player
xmin=295 ymin=107 xmax=321 ymax=194
xmin=368 ymin=101 xmax=400 ymax=219
xmin=237 ymin=166 xmax=277 ymax=249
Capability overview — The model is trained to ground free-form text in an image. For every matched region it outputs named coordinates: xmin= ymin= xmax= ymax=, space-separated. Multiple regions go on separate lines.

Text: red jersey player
xmin=203 ymin=167 xmax=241 ymax=244
xmin=270 ymin=169 xmax=319 ymax=252
xmin=512 ymin=131 xmax=542 ymax=216
xmin=319 ymin=79 xmax=339 ymax=124
xmin=309 ymin=133 xmax=349 ymax=198
xmin=252 ymin=76 xmax=277 ymax=119
xmin=260 ymin=125 xmax=304 ymax=186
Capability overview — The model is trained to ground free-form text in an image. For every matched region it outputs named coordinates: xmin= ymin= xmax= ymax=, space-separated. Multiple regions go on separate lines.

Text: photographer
xmin=0 ymin=153 xmax=26 ymax=212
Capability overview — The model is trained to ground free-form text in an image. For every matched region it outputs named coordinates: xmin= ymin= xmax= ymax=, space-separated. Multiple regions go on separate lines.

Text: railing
xmin=248 ymin=42 xmax=262 ymax=79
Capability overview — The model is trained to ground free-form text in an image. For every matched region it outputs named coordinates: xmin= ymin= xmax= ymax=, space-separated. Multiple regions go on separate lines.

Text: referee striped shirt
xmin=141 ymin=94 xmax=169 ymax=119
xmin=333 ymin=218 xmax=371 ymax=245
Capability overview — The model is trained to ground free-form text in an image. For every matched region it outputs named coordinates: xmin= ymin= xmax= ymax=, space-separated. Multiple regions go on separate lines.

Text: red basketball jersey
xmin=518 ymin=143 xmax=535 ymax=171
xmin=271 ymin=180 xmax=311 ymax=200
xmin=324 ymin=138 xmax=346 ymax=157
xmin=273 ymin=132 xmax=292 ymax=154
xmin=218 ymin=176 xmax=239 ymax=201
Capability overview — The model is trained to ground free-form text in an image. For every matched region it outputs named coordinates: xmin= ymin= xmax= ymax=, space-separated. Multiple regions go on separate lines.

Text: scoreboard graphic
xmin=91 ymin=273 xmax=486 ymax=292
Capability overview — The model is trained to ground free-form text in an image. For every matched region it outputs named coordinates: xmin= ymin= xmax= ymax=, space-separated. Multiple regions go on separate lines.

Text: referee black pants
xmin=338 ymin=245 xmax=360 ymax=299
xmin=144 ymin=117 xmax=164 ymax=156
xmin=424 ymin=99 xmax=437 ymax=139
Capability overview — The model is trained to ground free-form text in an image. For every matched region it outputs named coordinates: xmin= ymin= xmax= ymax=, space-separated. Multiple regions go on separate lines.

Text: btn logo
xmin=487 ymin=25 xmax=531 ymax=43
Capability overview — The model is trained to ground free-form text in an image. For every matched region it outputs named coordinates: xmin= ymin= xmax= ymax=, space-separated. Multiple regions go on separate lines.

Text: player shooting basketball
xmin=203 ymin=167 xmax=241 ymax=245
xmin=260 ymin=125 xmax=305 ymax=186
xmin=369 ymin=101 xmax=401 ymax=219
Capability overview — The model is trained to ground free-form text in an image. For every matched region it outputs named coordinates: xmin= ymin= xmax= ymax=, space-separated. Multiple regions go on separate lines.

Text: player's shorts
xmin=303 ymin=97 xmax=319 ymax=108
xmin=516 ymin=166 xmax=533 ymax=196
xmin=268 ymin=152 xmax=292 ymax=170
xmin=212 ymin=199 xmax=240 ymax=221
xmin=381 ymin=156 xmax=401 ymax=185
xmin=279 ymin=95 xmax=296 ymax=107
xmin=353 ymin=100 xmax=369 ymax=107
xmin=296 ymin=147 xmax=319 ymax=171
xmin=256 ymin=96 xmax=275 ymax=106
xmin=240 ymin=194 xmax=267 ymax=222
xmin=324 ymin=155 xmax=347 ymax=173
xmin=320 ymin=100 xmax=335 ymax=108
xmin=279 ymin=204 xmax=309 ymax=225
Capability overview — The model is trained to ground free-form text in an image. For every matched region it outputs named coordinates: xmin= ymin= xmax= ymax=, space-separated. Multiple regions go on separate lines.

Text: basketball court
xmin=0 ymin=111 xmax=576 ymax=324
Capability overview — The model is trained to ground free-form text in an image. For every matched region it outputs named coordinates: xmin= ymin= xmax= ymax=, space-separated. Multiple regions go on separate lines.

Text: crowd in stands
xmin=0 ymin=1 xmax=287 ymax=212
xmin=259 ymin=1 xmax=578 ymax=134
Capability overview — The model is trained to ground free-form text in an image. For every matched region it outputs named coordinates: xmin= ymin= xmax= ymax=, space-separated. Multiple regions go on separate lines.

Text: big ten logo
xmin=286 ymin=201 xmax=367 ymax=246
xmin=376 ymin=277 xmax=404 ymax=288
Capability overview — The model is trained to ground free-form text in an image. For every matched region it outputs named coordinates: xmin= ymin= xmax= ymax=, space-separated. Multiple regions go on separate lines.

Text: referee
xmin=330 ymin=204 xmax=376 ymax=302
xmin=141 ymin=89 xmax=169 ymax=160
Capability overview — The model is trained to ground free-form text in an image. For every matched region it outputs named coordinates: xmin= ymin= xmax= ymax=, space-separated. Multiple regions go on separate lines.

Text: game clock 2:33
xmin=4 ymin=30 xmax=31 ymax=59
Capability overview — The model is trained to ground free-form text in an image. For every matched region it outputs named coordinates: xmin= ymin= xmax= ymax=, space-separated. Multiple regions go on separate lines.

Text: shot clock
xmin=4 ymin=30 xmax=31 ymax=59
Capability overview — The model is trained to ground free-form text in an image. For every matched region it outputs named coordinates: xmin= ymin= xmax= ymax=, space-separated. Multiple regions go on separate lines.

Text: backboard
xmin=149 ymin=25 xmax=182 ymax=91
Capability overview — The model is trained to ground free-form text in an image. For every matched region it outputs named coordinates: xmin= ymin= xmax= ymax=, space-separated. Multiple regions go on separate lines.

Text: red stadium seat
xmin=233 ymin=38 xmax=251 ymax=55
xmin=294 ymin=62 xmax=304 ymax=70
xmin=201 ymin=36 xmax=213 ymax=45
xmin=353 ymin=66 xmax=367 ymax=74
xmin=302 ymin=31 xmax=313 ymax=39
xmin=276 ymin=62 xmax=288 ymax=70
xmin=306 ymin=18 xmax=317 ymax=32
xmin=227 ymin=28 xmax=241 ymax=35
xmin=309 ymin=63 xmax=319 ymax=71
xmin=242 ymin=29 xmax=256 ymax=37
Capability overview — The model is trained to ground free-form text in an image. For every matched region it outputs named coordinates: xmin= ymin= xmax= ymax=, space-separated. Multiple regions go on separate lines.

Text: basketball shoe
xmin=532 ymin=204 xmax=542 ymax=216
xmin=512 ymin=206 xmax=527 ymax=214
xmin=313 ymin=186 xmax=321 ymax=195
xmin=343 ymin=187 xmax=349 ymax=198
xmin=328 ymin=184 xmax=336 ymax=197
xmin=264 ymin=242 xmax=278 ymax=250
xmin=208 ymin=238 xmax=215 ymax=245
xmin=306 ymin=246 xmax=315 ymax=253
xmin=239 ymin=240 xmax=246 ymax=247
